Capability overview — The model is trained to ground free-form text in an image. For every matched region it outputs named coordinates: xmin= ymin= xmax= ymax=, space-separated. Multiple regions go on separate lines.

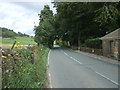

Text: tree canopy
xmin=34 ymin=2 xmax=120 ymax=48
xmin=34 ymin=5 xmax=55 ymax=48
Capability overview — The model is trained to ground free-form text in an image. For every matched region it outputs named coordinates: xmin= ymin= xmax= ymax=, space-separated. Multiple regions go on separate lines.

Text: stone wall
xmin=118 ymin=40 xmax=120 ymax=60
xmin=80 ymin=47 xmax=103 ymax=55
xmin=113 ymin=40 xmax=119 ymax=60
xmin=102 ymin=40 xmax=111 ymax=57
xmin=102 ymin=39 xmax=120 ymax=60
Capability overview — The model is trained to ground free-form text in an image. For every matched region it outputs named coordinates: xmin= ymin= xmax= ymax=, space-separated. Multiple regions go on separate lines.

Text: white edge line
xmin=95 ymin=71 xmax=119 ymax=86
xmin=48 ymin=50 xmax=52 ymax=88
xmin=49 ymin=73 xmax=52 ymax=88
xmin=48 ymin=50 xmax=51 ymax=65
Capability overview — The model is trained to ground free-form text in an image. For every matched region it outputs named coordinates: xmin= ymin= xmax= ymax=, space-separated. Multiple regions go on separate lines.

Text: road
xmin=48 ymin=46 xmax=119 ymax=88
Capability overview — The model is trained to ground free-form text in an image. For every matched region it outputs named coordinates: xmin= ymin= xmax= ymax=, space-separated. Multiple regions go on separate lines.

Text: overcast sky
xmin=0 ymin=1 xmax=56 ymax=36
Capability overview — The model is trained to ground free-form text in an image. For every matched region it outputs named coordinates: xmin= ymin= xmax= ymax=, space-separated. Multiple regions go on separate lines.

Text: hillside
xmin=0 ymin=27 xmax=29 ymax=38
xmin=0 ymin=27 xmax=36 ymax=48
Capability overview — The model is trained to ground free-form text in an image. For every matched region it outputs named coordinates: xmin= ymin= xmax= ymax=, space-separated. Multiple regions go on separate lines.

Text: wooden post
xmin=31 ymin=53 xmax=35 ymax=64
xmin=11 ymin=41 xmax=16 ymax=50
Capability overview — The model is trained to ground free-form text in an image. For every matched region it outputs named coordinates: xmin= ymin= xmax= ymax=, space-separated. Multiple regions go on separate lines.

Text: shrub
xmin=84 ymin=38 xmax=102 ymax=49
xmin=21 ymin=50 xmax=32 ymax=59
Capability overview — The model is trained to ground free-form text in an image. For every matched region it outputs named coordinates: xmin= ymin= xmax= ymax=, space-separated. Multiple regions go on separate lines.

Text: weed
xmin=2 ymin=46 xmax=49 ymax=88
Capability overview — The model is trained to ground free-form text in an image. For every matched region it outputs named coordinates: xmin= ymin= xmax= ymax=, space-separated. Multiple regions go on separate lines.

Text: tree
xmin=34 ymin=2 xmax=119 ymax=49
xmin=94 ymin=2 xmax=120 ymax=33
xmin=34 ymin=5 xmax=55 ymax=48
xmin=53 ymin=2 xmax=120 ymax=48
xmin=1 ymin=27 xmax=17 ymax=38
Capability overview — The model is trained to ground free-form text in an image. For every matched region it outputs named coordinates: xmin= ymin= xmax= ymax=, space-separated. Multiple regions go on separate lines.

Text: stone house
xmin=100 ymin=28 xmax=120 ymax=60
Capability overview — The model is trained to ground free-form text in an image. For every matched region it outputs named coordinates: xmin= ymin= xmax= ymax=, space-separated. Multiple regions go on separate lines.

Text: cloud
xmin=0 ymin=1 xmax=56 ymax=36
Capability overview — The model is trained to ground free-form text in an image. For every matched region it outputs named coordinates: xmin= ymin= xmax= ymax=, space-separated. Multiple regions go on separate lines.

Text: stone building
xmin=100 ymin=28 xmax=120 ymax=60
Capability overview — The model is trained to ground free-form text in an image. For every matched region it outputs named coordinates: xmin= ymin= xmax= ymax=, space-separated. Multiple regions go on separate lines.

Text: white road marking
xmin=70 ymin=57 xmax=73 ymax=59
xmin=48 ymin=49 xmax=50 ymax=62
xmin=95 ymin=71 xmax=119 ymax=86
xmin=47 ymin=50 xmax=52 ymax=88
xmin=63 ymin=51 xmax=82 ymax=64
xmin=74 ymin=59 xmax=82 ymax=64
xmin=62 ymin=50 xmax=119 ymax=87
xmin=64 ymin=52 xmax=68 ymax=56
xmin=49 ymin=73 xmax=52 ymax=88
xmin=48 ymin=57 xmax=49 ymax=65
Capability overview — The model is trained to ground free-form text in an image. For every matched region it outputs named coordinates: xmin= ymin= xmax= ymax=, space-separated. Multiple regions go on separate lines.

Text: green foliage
xmin=54 ymin=39 xmax=62 ymax=46
xmin=53 ymin=2 xmax=119 ymax=48
xmin=34 ymin=2 xmax=119 ymax=48
xmin=34 ymin=5 xmax=55 ymax=48
xmin=1 ymin=27 xmax=17 ymax=38
xmin=2 ymin=46 xmax=49 ymax=88
xmin=84 ymin=38 xmax=102 ymax=49
xmin=18 ymin=32 xmax=29 ymax=37
xmin=2 ymin=36 xmax=36 ymax=45
xmin=95 ymin=3 xmax=119 ymax=25
xmin=21 ymin=49 xmax=32 ymax=59
xmin=1 ymin=27 xmax=30 ymax=38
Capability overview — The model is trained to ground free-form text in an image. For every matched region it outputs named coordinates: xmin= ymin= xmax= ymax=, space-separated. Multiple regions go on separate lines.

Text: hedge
xmin=84 ymin=38 xmax=102 ymax=49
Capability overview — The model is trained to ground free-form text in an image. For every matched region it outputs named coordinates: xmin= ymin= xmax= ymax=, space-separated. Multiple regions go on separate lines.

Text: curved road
xmin=48 ymin=46 xmax=119 ymax=88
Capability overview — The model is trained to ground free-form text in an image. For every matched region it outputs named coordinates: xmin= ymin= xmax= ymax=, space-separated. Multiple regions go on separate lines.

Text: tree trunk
xmin=37 ymin=43 xmax=40 ymax=46
xmin=48 ymin=39 xmax=53 ymax=49
xmin=77 ymin=23 xmax=81 ymax=50
xmin=78 ymin=29 xmax=81 ymax=50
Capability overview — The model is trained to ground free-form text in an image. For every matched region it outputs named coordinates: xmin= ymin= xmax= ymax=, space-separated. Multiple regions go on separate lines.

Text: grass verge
xmin=2 ymin=45 xmax=49 ymax=88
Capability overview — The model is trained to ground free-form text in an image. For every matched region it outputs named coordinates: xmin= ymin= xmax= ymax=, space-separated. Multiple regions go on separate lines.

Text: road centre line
xmin=62 ymin=50 xmax=119 ymax=86
xmin=95 ymin=71 xmax=119 ymax=86
xmin=64 ymin=52 xmax=68 ymax=56
xmin=63 ymin=51 xmax=82 ymax=64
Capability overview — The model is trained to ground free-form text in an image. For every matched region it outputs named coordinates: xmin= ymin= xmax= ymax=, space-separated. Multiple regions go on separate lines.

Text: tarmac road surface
xmin=48 ymin=46 xmax=119 ymax=88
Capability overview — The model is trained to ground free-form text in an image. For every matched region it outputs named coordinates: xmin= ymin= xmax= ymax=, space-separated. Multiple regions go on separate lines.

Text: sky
xmin=0 ymin=1 xmax=56 ymax=36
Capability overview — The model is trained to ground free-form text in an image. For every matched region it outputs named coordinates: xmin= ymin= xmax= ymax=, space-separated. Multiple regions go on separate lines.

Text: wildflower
xmin=16 ymin=53 xmax=19 ymax=55
xmin=8 ymin=59 xmax=11 ymax=62
xmin=8 ymin=54 xmax=11 ymax=56
xmin=6 ymin=70 xmax=9 ymax=73
xmin=15 ymin=46 xmax=18 ymax=48
xmin=4 ymin=86 xmax=7 ymax=88
xmin=23 ymin=69 xmax=26 ymax=72
xmin=38 ymin=82 xmax=41 ymax=85
xmin=2 ymin=56 xmax=7 ymax=59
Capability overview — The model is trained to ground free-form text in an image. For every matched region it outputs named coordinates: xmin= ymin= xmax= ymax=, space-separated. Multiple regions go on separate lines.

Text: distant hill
xmin=0 ymin=27 xmax=29 ymax=38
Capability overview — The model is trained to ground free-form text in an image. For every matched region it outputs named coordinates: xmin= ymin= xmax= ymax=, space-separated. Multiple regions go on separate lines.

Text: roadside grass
xmin=2 ymin=36 xmax=36 ymax=45
xmin=2 ymin=45 xmax=50 ymax=88
xmin=1 ymin=36 xmax=37 ymax=49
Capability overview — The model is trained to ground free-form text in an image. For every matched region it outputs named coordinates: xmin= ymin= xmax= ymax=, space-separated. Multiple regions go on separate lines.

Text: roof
xmin=100 ymin=28 xmax=120 ymax=40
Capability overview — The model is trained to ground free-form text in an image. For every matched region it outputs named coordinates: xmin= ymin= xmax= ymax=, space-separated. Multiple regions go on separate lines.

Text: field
xmin=0 ymin=36 xmax=37 ymax=48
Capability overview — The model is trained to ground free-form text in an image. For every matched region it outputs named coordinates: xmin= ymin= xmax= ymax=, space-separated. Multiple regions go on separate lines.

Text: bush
xmin=84 ymin=38 xmax=102 ymax=49
xmin=21 ymin=50 xmax=32 ymax=59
